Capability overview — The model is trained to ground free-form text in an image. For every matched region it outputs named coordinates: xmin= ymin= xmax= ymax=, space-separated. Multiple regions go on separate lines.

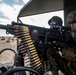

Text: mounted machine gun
xmin=0 ymin=21 xmax=73 ymax=75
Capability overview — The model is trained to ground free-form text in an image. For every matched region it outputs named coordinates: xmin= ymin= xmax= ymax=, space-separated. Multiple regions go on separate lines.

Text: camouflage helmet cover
xmin=67 ymin=11 xmax=76 ymax=23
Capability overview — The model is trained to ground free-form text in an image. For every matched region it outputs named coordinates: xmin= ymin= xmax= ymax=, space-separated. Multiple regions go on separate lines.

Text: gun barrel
xmin=0 ymin=24 xmax=14 ymax=35
xmin=0 ymin=24 xmax=7 ymax=30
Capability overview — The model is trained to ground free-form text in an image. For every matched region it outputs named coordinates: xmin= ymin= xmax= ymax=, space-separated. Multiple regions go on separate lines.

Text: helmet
xmin=48 ymin=16 xmax=63 ymax=26
xmin=67 ymin=11 xmax=76 ymax=23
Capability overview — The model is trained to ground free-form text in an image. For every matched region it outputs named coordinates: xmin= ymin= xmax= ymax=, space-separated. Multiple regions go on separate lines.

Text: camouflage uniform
xmin=62 ymin=10 xmax=76 ymax=75
xmin=46 ymin=34 xmax=76 ymax=75
xmin=46 ymin=11 xmax=76 ymax=75
xmin=46 ymin=16 xmax=64 ymax=75
xmin=46 ymin=46 xmax=66 ymax=75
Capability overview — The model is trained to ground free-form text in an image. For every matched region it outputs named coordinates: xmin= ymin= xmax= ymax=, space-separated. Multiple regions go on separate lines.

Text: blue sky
xmin=0 ymin=0 xmax=64 ymax=36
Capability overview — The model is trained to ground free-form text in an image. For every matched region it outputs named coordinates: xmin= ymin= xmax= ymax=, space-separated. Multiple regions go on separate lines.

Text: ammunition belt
xmin=14 ymin=25 xmax=43 ymax=74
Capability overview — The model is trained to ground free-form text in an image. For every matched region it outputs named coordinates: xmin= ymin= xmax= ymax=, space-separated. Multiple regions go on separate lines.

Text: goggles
xmin=49 ymin=22 xmax=57 ymax=25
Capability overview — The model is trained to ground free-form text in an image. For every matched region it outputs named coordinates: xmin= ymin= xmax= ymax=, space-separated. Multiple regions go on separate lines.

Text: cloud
xmin=0 ymin=0 xmax=2 ymax=2
xmin=0 ymin=18 xmax=11 ymax=24
xmin=2 ymin=0 xmax=25 ymax=7
xmin=13 ymin=0 xmax=25 ymax=5
xmin=0 ymin=11 xmax=9 ymax=19
xmin=0 ymin=2 xmax=24 ymax=24
xmin=0 ymin=0 xmax=31 ymax=21
xmin=0 ymin=4 xmax=16 ymax=19
xmin=22 ymin=0 xmax=30 ymax=4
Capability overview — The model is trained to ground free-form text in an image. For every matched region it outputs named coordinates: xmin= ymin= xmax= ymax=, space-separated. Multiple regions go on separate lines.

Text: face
xmin=70 ymin=23 xmax=76 ymax=32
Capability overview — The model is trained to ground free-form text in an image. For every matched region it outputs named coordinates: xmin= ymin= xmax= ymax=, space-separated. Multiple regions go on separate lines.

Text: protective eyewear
xmin=49 ymin=22 xmax=57 ymax=25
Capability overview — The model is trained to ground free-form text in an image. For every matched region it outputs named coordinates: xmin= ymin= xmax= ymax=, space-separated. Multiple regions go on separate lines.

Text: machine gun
xmin=0 ymin=22 xmax=74 ymax=75
xmin=0 ymin=21 xmax=72 ymax=44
